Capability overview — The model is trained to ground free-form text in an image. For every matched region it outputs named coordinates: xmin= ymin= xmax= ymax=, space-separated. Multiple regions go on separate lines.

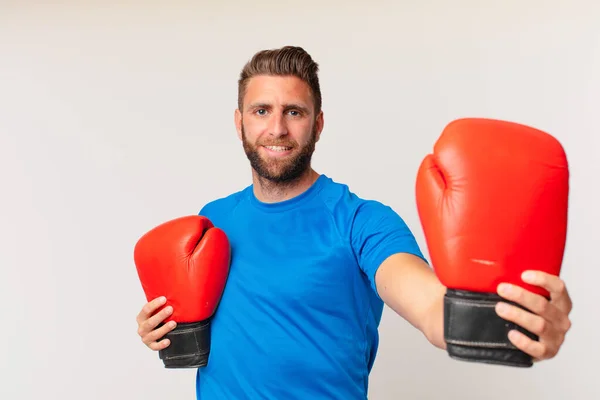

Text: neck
xmin=252 ymin=168 xmax=320 ymax=203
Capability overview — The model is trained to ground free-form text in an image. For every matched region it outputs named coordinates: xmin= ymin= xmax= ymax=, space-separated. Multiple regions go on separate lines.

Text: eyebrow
xmin=248 ymin=102 xmax=311 ymax=114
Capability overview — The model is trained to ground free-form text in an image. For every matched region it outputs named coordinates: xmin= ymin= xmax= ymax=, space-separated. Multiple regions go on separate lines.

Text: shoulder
xmin=318 ymin=176 xmax=427 ymax=292
xmin=316 ymin=175 xmax=404 ymax=230
xmin=198 ymin=186 xmax=250 ymax=221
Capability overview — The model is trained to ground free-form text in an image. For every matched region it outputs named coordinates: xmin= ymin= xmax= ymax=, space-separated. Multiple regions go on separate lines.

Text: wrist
xmin=424 ymin=287 xmax=447 ymax=349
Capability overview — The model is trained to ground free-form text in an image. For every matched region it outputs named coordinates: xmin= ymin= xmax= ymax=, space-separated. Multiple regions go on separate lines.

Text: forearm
xmin=422 ymin=290 xmax=447 ymax=350
xmin=375 ymin=253 xmax=447 ymax=350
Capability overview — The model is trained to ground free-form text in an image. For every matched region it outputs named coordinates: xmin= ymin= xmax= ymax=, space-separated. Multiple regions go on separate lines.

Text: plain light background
xmin=1 ymin=1 xmax=598 ymax=399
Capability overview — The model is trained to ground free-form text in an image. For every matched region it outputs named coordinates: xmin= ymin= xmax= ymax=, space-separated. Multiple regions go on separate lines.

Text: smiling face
xmin=235 ymin=74 xmax=324 ymax=183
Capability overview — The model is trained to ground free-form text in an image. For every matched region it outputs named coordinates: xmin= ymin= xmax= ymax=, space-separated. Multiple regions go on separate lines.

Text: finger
xmin=506 ymin=329 xmax=556 ymax=360
xmin=497 ymin=283 xmax=567 ymax=328
xmin=521 ymin=271 xmax=572 ymax=313
xmin=148 ymin=338 xmax=171 ymax=351
xmin=136 ymin=296 xmax=167 ymax=324
xmin=521 ymin=271 xmax=563 ymax=295
xmin=497 ymin=283 xmax=553 ymax=317
xmin=495 ymin=301 xmax=553 ymax=337
xmin=142 ymin=320 xmax=178 ymax=349
xmin=139 ymin=305 xmax=174 ymax=337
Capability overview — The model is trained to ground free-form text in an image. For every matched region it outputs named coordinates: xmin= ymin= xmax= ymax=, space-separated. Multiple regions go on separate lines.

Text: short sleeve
xmin=350 ymin=200 xmax=428 ymax=296
xmin=198 ymin=204 xmax=210 ymax=217
xmin=198 ymin=200 xmax=221 ymax=220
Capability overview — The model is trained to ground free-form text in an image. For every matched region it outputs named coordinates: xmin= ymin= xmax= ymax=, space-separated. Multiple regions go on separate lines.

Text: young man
xmin=136 ymin=46 xmax=573 ymax=399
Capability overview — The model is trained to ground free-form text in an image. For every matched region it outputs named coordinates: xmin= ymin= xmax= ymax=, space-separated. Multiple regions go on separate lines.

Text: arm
xmin=349 ymin=200 xmax=447 ymax=348
xmin=375 ymin=253 xmax=447 ymax=349
xmin=352 ymin=199 xmax=572 ymax=360
xmin=375 ymin=253 xmax=574 ymax=361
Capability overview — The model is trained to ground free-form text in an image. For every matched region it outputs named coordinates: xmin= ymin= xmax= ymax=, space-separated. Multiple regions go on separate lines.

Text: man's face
xmin=235 ymin=75 xmax=323 ymax=183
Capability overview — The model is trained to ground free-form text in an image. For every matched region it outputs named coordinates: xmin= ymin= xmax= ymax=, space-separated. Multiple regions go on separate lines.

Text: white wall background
xmin=1 ymin=1 xmax=598 ymax=399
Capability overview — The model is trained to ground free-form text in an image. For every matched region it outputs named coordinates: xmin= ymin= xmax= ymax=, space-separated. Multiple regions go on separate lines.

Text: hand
xmin=495 ymin=270 xmax=573 ymax=362
xmin=136 ymin=296 xmax=177 ymax=351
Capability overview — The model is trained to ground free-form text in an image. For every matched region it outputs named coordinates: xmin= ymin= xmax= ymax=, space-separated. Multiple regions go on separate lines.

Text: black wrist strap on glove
xmin=444 ymin=289 xmax=539 ymax=368
xmin=158 ymin=319 xmax=211 ymax=369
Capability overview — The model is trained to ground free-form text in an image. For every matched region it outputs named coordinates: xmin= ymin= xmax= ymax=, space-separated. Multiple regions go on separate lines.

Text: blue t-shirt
xmin=196 ymin=174 xmax=426 ymax=399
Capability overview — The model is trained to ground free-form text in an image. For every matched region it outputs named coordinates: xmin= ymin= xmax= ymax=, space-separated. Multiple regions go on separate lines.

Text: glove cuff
xmin=444 ymin=289 xmax=538 ymax=368
xmin=158 ymin=319 xmax=211 ymax=369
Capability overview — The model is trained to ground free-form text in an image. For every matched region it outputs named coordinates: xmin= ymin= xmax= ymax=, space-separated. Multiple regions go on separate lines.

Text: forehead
xmin=243 ymin=75 xmax=313 ymax=107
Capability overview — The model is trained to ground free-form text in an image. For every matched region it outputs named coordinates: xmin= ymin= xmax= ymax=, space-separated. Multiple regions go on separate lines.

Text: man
xmin=136 ymin=46 xmax=573 ymax=399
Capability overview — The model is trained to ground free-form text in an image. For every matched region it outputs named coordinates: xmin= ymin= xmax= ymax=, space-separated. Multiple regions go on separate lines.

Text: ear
xmin=314 ymin=110 xmax=325 ymax=142
xmin=234 ymin=108 xmax=243 ymax=141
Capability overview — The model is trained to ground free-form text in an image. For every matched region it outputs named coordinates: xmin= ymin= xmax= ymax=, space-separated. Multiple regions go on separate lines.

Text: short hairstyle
xmin=237 ymin=46 xmax=322 ymax=114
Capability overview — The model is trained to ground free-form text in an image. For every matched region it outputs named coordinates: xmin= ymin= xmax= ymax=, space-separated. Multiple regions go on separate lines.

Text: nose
xmin=268 ymin=113 xmax=288 ymax=137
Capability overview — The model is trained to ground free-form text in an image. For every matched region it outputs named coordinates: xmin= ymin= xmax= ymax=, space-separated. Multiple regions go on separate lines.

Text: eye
xmin=288 ymin=110 xmax=301 ymax=117
xmin=255 ymin=109 xmax=267 ymax=116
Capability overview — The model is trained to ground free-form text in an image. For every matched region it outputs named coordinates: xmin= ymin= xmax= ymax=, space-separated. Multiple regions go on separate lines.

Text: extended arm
xmin=374 ymin=252 xmax=573 ymax=363
xmin=375 ymin=253 xmax=447 ymax=350
xmin=349 ymin=200 xmax=448 ymax=349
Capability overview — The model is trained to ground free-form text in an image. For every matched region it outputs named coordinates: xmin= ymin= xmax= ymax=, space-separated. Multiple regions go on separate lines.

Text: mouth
xmin=261 ymin=145 xmax=294 ymax=157
xmin=263 ymin=145 xmax=293 ymax=152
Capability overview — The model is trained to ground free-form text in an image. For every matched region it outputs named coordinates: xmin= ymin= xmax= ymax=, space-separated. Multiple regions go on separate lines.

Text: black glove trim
xmin=444 ymin=289 xmax=538 ymax=368
xmin=158 ymin=319 xmax=211 ymax=369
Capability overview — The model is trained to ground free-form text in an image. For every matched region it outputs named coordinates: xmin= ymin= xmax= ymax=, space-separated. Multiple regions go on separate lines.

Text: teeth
xmin=265 ymin=146 xmax=290 ymax=152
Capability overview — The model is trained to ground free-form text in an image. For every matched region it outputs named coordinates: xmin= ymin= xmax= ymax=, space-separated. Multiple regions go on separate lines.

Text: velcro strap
xmin=444 ymin=289 xmax=537 ymax=348
xmin=160 ymin=320 xmax=210 ymax=360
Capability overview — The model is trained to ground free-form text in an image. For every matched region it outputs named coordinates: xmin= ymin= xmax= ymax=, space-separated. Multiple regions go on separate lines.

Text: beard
xmin=241 ymin=123 xmax=317 ymax=184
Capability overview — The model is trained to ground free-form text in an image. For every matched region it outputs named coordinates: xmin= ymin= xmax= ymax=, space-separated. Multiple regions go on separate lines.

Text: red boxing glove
xmin=134 ymin=215 xmax=231 ymax=368
xmin=416 ymin=118 xmax=569 ymax=367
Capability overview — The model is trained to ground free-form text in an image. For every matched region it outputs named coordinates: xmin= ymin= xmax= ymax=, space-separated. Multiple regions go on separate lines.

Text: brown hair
xmin=237 ymin=46 xmax=322 ymax=114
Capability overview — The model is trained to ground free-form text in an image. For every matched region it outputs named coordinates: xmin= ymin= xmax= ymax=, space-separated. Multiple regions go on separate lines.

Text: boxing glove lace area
xmin=158 ymin=320 xmax=211 ymax=368
xmin=444 ymin=289 xmax=538 ymax=367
